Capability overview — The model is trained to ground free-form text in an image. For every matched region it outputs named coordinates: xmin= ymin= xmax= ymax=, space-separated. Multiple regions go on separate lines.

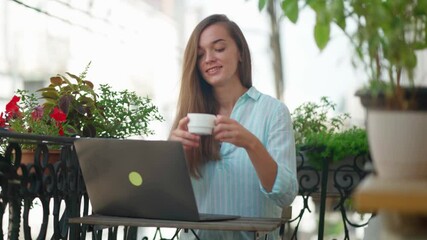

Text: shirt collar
xmin=242 ymin=86 xmax=261 ymax=101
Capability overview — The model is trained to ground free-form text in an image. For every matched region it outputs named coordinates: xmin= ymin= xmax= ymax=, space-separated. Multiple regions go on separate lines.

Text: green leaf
xmin=66 ymin=72 xmax=83 ymax=84
xmin=281 ymin=0 xmax=299 ymax=23
xmin=332 ymin=0 xmax=346 ymax=30
xmin=308 ymin=0 xmax=325 ymax=12
xmin=36 ymin=87 xmax=56 ymax=92
xmin=80 ymin=85 xmax=96 ymax=95
xmin=72 ymin=84 xmax=80 ymax=92
xmin=258 ymin=0 xmax=267 ymax=11
xmin=62 ymin=85 xmax=73 ymax=93
xmin=404 ymin=50 xmax=417 ymax=69
xmin=419 ymin=0 xmax=427 ymax=9
xmin=78 ymin=96 xmax=95 ymax=106
xmin=59 ymin=75 xmax=73 ymax=88
xmin=314 ymin=22 xmax=330 ymax=50
xmin=42 ymin=100 xmax=56 ymax=113
xmin=63 ymin=125 xmax=78 ymax=135
xmin=41 ymin=91 xmax=60 ymax=100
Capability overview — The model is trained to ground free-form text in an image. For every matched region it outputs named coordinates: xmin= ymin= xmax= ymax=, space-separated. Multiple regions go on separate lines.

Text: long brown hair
xmin=171 ymin=14 xmax=252 ymax=177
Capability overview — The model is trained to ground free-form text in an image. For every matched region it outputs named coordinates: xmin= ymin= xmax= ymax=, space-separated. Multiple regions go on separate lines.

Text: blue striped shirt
xmin=182 ymin=87 xmax=298 ymax=240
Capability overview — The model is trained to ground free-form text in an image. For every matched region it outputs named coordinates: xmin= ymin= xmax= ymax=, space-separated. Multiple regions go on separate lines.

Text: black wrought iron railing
xmin=287 ymin=151 xmax=373 ymax=239
xmin=0 ymin=131 xmax=373 ymax=240
xmin=0 ymin=130 xmax=87 ymax=239
xmin=0 ymin=131 xmax=144 ymax=240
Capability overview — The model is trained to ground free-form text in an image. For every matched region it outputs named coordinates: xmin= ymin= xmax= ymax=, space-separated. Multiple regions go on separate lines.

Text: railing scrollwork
xmin=0 ymin=131 xmax=87 ymax=240
xmin=0 ymin=131 xmax=373 ymax=240
xmin=287 ymin=151 xmax=373 ymax=240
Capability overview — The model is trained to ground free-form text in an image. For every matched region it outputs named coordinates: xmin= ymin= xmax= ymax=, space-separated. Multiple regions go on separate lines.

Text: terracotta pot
xmin=18 ymin=149 xmax=61 ymax=165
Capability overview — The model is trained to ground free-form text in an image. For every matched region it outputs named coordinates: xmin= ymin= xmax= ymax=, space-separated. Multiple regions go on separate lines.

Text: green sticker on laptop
xmin=129 ymin=171 xmax=143 ymax=186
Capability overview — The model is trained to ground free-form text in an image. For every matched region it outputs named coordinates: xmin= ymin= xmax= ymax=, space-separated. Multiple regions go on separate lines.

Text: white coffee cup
xmin=187 ymin=113 xmax=216 ymax=135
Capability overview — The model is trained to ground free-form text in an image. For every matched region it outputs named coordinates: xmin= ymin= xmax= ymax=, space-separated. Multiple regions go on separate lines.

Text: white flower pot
xmin=367 ymin=110 xmax=427 ymax=179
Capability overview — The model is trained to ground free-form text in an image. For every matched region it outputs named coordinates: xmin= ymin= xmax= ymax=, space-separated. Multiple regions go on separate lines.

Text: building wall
xmin=0 ymin=0 xmax=180 ymax=140
xmin=1 ymin=0 xmax=426 ymax=140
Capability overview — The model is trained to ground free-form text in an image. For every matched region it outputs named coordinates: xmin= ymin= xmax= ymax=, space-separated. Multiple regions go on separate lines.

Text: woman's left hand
xmin=213 ymin=115 xmax=254 ymax=149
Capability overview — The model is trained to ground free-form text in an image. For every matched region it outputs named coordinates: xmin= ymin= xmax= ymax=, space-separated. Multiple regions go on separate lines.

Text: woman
xmin=170 ymin=14 xmax=297 ymax=239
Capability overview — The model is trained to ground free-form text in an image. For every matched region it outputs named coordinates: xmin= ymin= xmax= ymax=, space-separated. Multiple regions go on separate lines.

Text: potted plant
xmin=36 ymin=63 xmax=164 ymax=139
xmin=92 ymin=84 xmax=164 ymax=138
xmin=1 ymin=90 xmax=70 ymax=138
xmin=260 ymin=0 xmax=427 ymax=180
xmin=291 ymin=97 xmax=369 ymax=171
xmin=291 ymin=97 xmax=370 ymax=238
xmin=291 ymin=97 xmax=369 ymax=196
xmin=36 ymin=62 xmax=99 ymax=137
xmin=0 ymin=90 xmax=70 ymax=164
xmin=0 ymin=63 xmax=164 ymax=164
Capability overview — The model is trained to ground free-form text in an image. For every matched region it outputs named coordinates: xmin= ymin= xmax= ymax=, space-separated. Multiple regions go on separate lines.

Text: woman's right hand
xmin=169 ymin=116 xmax=200 ymax=150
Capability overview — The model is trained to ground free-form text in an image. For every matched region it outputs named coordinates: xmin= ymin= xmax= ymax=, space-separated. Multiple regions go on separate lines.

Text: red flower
xmin=31 ymin=106 xmax=44 ymax=120
xmin=50 ymin=107 xmax=67 ymax=136
xmin=58 ymin=124 xmax=64 ymax=136
xmin=0 ymin=112 xmax=6 ymax=128
xmin=5 ymin=95 xmax=21 ymax=118
xmin=50 ymin=107 xmax=67 ymax=123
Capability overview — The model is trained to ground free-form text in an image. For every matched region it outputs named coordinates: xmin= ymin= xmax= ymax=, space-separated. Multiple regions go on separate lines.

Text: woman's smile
xmin=206 ymin=66 xmax=222 ymax=75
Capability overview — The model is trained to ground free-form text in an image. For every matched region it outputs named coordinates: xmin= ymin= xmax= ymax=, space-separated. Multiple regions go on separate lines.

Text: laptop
xmin=73 ymin=138 xmax=239 ymax=222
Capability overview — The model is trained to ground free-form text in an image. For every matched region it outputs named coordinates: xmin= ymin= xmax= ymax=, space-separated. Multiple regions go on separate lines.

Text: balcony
xmin=0 ymin=131 xmax=372 ymax=239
